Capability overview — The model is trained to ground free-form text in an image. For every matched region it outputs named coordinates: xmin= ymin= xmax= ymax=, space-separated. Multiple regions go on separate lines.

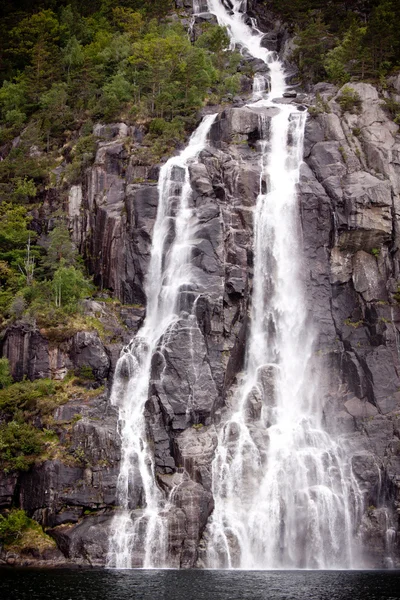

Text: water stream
xmin=107 ymin=114 xmax=216 ymax=569
xmin=203 ymin=0 xmax=364 ymax=569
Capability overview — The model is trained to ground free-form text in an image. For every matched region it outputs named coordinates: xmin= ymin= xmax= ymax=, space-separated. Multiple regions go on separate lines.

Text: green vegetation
xmin=344 ymin=318 xmax=363 ymax=328
xmin=381 ymin=98 xmax=400 ymax=125
xmin=0 ymin=358 xmax=12 ymax=389
xmin=0 ymin=376 xmax=62 ymax=472
xmin=338 ymin=145 xmax=348 ymax=162
xmin=337 ymin=86 xmax=362 ymax=114
xmin=0 ymin=368 xmax=103 ymax=473
xmin=0 ymin=508 xmax=55 ymax=551
xmin=269 ymin=0 xmax=400 ymax=84
xmin=0 ymin=2 xmax=244 ymax=327
xmin=0 ymin=509 xmax=31 ymax=544
xmin=0 ymin=377 xmax=58 ymax=418
xmin=78 ymin=365 xmax=95 ymax=381
xmin=0 ymin=3 xmax=239 ymax=143
xmin=0 ymin=208 xmax=93 ymax=326
xmin=0 ymin=421 xmax=48 ymax=472
xmin=393 ymin=286 xmax=400 ymax=304
xmin=192 ymin=423 xmax=204 ymax=430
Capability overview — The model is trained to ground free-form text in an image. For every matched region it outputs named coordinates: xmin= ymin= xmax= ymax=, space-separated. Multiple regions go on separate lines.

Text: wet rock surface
xmin=299 ymin=82 xmax=400 ymax=567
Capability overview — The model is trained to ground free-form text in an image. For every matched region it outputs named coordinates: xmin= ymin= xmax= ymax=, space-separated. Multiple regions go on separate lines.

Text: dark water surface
xmin=1 ymin=569 xmax=400 ymax=600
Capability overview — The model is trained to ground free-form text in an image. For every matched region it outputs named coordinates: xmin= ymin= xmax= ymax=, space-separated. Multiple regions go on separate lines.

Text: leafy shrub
xmin=337 ymin=86 xmax=362 ymax=114
xmin=0 ymin=359 xmax=12 ymax=389
xmin=0 ymin=378 xmax=56 ymax=417
xmin=0 ymin=420 xmax=45 ymax=471
xmin=0 ymin=510 xmax=30 ymax=544
xmin=64 ymin=135 xmax=97 ymax=184
xmin=149 ymin=117 xmax=168 ymax=135
xmin=308 ymin=92 xmax=331 ymax=116
xmin=78 ymin=365 xmax=95 ymax=381
xmin=381 ymin=98 xmax=400 ymax=125
xmin=0 ymin=509 xmax=54 ymax=550
xmin=4 ymin=109 xmax=26 ymax=128
xmin=12 ymin=177 xmax=37 ymax=204
xmin=0 ymin=377 xmax=70 ymax=472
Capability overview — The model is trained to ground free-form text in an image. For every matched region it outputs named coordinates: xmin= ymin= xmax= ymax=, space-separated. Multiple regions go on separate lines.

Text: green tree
xmin=292 ymin=15 xmax=333 ymax=84
xmin=40 ymin=82 xmax=72 ymax=142
xmin=62 ymin=36 xmax=85 ymax=83
xmin=0 ymin=358 xmax=12 ymax=389
xmin=337 ymin=85 xmax=363 ymax=114
xmin=52 ymin=264 xmax=93 ymax=310
xmin=112 ymin=7 xmax=144 ymax=39
xmin=324 ymin=19 xmax=374 ymax=83
xmin=365 ymin=0 xmax=399 ymax=76
xmin=101 ymin=72 xmax=133 ymax=117
xmin=9 ymin=10 xmax=60 ymax=66
xmin=9 ymin=10 xmax=61 ymax=101
xmin=195 ymin=24 xmax=230 ymax=71
xmin=129 ymin=28 xmax=216 ymax=117
xmin=12 ymin=177 xmax=37 ymax=204
xmin=0 ymin=77 xmax=27 ymax=121
xmin=43 ymin=222 xmax=77 ymax=273
xmin=0 ymin=203 xmax=32 ymax=254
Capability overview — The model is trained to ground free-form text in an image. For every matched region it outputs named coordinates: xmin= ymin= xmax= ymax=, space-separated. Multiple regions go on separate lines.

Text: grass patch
xmin=0 ymin=509 xmax=55 ymax=552
xmin=344 ymin=318 xmax=363 ymax=328
xmin=39 ymin=314 xmax=106 ymax=343
xmin=0 ymin=376 xmax=105 ymax=472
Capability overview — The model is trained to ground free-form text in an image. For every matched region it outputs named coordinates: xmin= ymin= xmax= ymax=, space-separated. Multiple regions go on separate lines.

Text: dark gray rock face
xmin=6 ymin=393 xmax=121 ymax=566
xmin=299 ymin=82 xmax=400 ymax=567
xmin=69 ymin=125 xmax=158 ymax=306
xmin=0 ymin=473 xmax=18 ymax=508
xmin=49 ymin=513 xmax=113 ymax=567
xmin=2 ymin=326 xmax=110 ymax=382
xmin=1 ymin=300 xmax=142 ymax=382
xmin=151 ymin=316 xmax=219 ymax=432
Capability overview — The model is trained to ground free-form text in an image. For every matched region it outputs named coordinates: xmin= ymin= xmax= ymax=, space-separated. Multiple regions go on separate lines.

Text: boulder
xmin=151 ymin=316 xmax=218 ymax=430
xmin=49 ymin=513 xmax=113 ymax=566
xmin=171 ymin=479 xmax=214 ymax=568
xmin=0 ymin=472 xmax=18 ymax=508
xmin=174 ymin=426 xmax=218 ymax=490
xmin=209 ymin=106 xmax=278 ymax=144
xmin=70 ymin=331 xmax=110 ymax=381
xmin=260 ymin=32 xmax=278 ymax=52
xmin=352 ymin=251 xmax=387 ymax=302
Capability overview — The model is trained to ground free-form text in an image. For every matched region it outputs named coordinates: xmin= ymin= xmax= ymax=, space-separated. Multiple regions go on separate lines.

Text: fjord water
xmin=2 ymin=569 xmax=400 ymax=600
xmin=204 ymin=0 xmax=364 ymax=568
xmin=108 ymin=114 xmax=216 ymax=569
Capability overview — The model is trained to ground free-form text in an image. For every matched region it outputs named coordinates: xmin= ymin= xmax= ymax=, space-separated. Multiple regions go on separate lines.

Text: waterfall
xmin=193 ymin=0 xmax=208 ymax=13
xmin=252 ymin=73 xmax=267 ymax=100
xmin=204 ymin=0 xmax=364 ymax=569
xmin=107 ymin=114 xmax=217 ymax=569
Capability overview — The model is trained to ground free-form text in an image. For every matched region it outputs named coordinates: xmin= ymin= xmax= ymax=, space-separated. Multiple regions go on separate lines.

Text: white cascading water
xmin=252 ymin=73 xmax=267 ymax=101
xmin=107 ymin=113 xmax=216 ymax=569
xmin=203 ymin=0 xmax=364 ymax=569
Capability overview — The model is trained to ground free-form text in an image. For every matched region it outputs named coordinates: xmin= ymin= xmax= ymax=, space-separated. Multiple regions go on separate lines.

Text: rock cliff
xmin=1 ymin=4 xmax=400 ymax=569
